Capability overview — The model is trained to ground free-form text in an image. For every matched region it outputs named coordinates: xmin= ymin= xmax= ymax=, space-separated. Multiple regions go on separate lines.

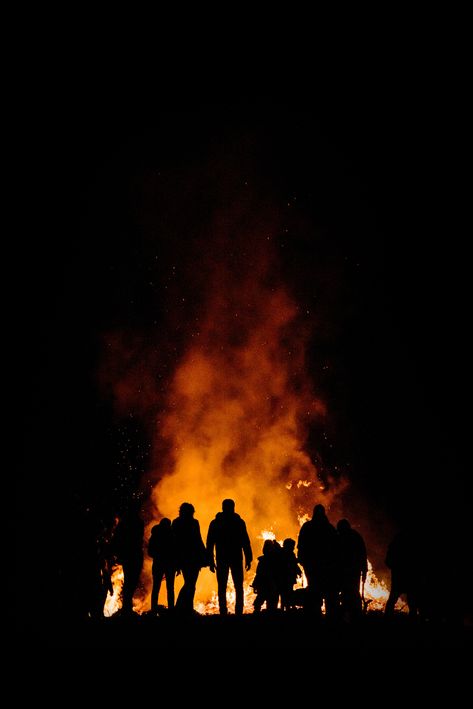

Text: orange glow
xmin=362 ymin=560 xmax=389 ymax=611
xmin=102 ymin=225 xmax=388 ymax=615
xmin=104 ymin=564 xmax=124 ymax=617
xmin=139 ymin=267 xmax=341 ymax=611
xmin=362 ymin=560 xmax=407 ymax=613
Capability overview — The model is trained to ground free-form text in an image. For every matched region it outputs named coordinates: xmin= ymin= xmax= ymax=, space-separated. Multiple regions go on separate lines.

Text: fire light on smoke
xmin=103 ymin=205 xmax=388 ymax=615
xmin=141 ymin=227 xmax=340 ymax=610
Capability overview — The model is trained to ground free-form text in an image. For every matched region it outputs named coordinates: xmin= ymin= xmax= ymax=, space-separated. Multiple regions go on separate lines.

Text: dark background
xmin=15 ymin=77 xmax=472 ymax=625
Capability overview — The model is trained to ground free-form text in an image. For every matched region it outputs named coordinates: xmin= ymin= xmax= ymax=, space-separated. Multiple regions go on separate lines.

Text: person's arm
xmin=297 ymin=524 xmax=307 ymax=566
xmin=147 ymin=536 xmax=155 ymax=558
xmin=360 ymin=535 xmax=368 ymax=580
xmin=171 ymin=519 xmax=181 ymax=574
xmin=241 ymin=521 xmax=252 ymax=570
xmin=251 ymin=561 xmax=261 ymax=591
xmin=204 ymin=520 xmax=215 ymax=571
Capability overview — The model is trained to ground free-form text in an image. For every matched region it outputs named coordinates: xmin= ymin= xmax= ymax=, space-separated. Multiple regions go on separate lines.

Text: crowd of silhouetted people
xmin=84 ymin=498 xmax=458 ymax=624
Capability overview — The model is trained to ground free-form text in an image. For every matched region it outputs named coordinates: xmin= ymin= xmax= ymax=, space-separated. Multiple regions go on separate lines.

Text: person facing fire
xmin=252 ymin=539 xmax=280 ymax=612
xmin=297 ymin=503 xmax=339 ymax=618
xmin=148 ymin=518 xmax=176 ymax=613
xmin=384 ymin=527 xmax=421 ymax=617
xmin=206 ymin=499 xmax=253 ymax=615
xmin=336 ymin=518 xmax=367 ymax=620
xmin=279 ymin=538 xmax=302 ymax=611
xmin=171 ymin=503 xmax=208 ymax=614
xmin=110 ymin=502 xmax=144 ymax=615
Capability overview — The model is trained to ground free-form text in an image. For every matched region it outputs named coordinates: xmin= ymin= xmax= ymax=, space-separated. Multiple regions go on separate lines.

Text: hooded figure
xmin=171 ymin=503 xmax=208 ymax=614
xmin=297 ymin=503 xmax=339 ymax=618
xmin=206 ymin=499 xmax=253 ymax=615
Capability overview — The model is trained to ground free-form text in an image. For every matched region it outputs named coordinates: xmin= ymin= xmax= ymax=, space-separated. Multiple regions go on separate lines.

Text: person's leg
xmin=176 ymin=565 xmax=200 ymax=613
xmin=266 ymin=586 xmax=278 ymax=611
xmin=304 ymin=567 xmax=322 ymax=616
xmin=165 ymin=568 xmax=175 ymax=609
xmin=281 ymin=583 xmax=292 ymax=611
xmin=385 ymin=576 xmax=400 ymax=616
xmin=347 ymin=577 xmax=362 ymax=618
xmin=216 ymin=561 xmax=230 ymax=614
xmin=253 ymin=592 xmax=264 ymax=612
xmin=231 ymin=561 xmax=244 ymax=614
xmin=324 ymin=584 xmax=339 ymax=620
xmin=151 ymin=566 xmax=163 ymax=612
xmin=175 ymin=566 xmax=187 ymax=611
xmin=122 ymin=557 xmax=143 ymax=613
xmin=185 ymin=566 xmax=199 ymax=611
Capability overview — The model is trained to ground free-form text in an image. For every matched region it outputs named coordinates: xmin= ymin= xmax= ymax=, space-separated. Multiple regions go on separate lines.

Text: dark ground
xmin=19 ymin=611 xmax=472 ymax=649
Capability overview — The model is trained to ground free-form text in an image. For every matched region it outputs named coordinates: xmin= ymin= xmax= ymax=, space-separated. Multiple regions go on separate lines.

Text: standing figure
xmin=385 ymin=528 xmax=421 ymax=617
xmin=252 ymin=540 xmax=279 ymax=612
xmin=297 ymin=504 xmax=339 ymax=618
xmin=172 ymin=503 xmax=208 ymax=615
xmin=206 ymin=499 xmax=253 ymax=615
xmin=336 ymin=519 xmax=367 ymax=620
xmin=279 ymin=538 xmax=302 ymax=611
xmin=110 ymin=503 xmax=144 ymax=614
xmin=148 ymin=518 xmax=176 ymax=613
xmin=80 ymin=512 xmax=113 ymax=620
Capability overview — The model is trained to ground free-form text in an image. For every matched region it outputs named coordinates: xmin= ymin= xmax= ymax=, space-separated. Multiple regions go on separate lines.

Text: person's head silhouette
xmin=283 ymin=538 xmax=296 ymax=551
xmin=337 ymin=519 xmax=351 ymax=533
xmin=222 ymin=499 xmax=235 ymax=515
xmin=179 ymin=502 xmax=195 ymax=518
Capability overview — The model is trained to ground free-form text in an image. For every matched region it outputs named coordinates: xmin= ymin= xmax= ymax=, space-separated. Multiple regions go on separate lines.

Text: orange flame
xmin=363 ymin=560 xmax=389 ymax=611
xmin=103 ymin=221 xmax=388 ymax=614
xmin=143 ymin=254 xmax=339 ymax=610
xmin=362 ymin=561 xmax=406 ymax=613
xmin=104 ymin=564 xmax=124 ymax=617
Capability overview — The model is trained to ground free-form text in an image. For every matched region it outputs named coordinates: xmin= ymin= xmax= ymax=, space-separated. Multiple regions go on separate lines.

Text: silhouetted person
xmin=297 ymin=504 xmax=339 ymax=618
xmin=94 ymin=523 xmax=114 ymax=618
xmin=279 ymin=538 xmax=302 ymax=611
xmin=206 ymin=499 xmax=253 ymax=615
xmin=110 ymin=504 xmax=144 ymax=614
xmin=172 ymin=503 xmax=207 ymax=615
xmin=80 ymin=512 xmax=113 ymax=620
xmin=337 ymin=519 xmax=367 ymax=620
xmin=252 ymin=540 xmax=280 ymax=612
xmin=148 ymin=518 xmax=176 ymax=613
xmin=99 ymin=555 xmax=114 ymax=614
xmin=385 ymin=528 xmax=420 ymax=617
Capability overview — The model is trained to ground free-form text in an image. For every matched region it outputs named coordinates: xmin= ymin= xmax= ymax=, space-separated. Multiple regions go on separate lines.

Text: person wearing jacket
xmin=206 ymin=499 xmax=252 ymax=615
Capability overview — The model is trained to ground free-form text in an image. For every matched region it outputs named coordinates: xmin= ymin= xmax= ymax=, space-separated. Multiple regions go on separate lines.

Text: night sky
xmin=15 ymin=83 xmax=472 ymax=623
